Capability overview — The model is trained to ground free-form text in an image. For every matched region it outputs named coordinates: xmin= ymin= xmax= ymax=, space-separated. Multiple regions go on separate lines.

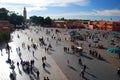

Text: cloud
xmin=92 ymin=9 xmax=120 ymax=16
xmin=1 ymin=0 xmax=119 ymax=20
xmin=0 ymin=0 xmax=89 ymax=12
xmin=43 ymin=9 xmax=120 ymax=18
xmin=0 ymin=0 xmax=89 ymax=6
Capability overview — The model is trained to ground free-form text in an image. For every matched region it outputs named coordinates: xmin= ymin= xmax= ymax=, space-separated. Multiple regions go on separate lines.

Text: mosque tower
xmin=23 ymin=7 xmax=27 ymax=21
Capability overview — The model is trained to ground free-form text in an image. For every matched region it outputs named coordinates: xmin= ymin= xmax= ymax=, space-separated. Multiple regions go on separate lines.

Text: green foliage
xmin=30 ymin=16 xmax=44 ymax=25
xmin=9 ymin=13 xmax=24 ymax=25
xmin=0 ymin=8 xmax=9 ymax=20
xmin=61 ymin=17 xmax=65 ymax=20
xmin=58 ymin=17 xmax=65 ymax=20
xmin=37 ymin=16 xmax=44 ymax=25
xmin=30 ymin=16 xmax=52 ymax=26
xmin=44 ymin=16 xmax=52 ymax=25
xmin=0 ymin=7 xmax=24 ymax=26
xmin=0 ymin=31 xmax=10 ymax=42
xmin=30 ymin=16 xmax=37 ymax=23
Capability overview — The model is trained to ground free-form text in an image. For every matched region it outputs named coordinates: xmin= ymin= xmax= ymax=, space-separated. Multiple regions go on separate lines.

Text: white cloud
xmin=0 ymin=0 xmax=120 ymax=19
xmin=92 ymin=10 xmax=120 ymax=16
xmin=0 ymin=0 xmax=89 ymax=6
xmin=0 ymin=0 xmax=89 ymax=11
xmin=0 ymin=0 xmax=89 ymax=16
xmin=43 ymin=9 xmax=120 ymax=18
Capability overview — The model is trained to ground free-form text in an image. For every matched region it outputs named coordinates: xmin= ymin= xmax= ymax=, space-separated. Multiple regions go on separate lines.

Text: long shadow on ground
xmin=85 ymin=71 xmax=97 ymax=79
xmin=44 ymin=68 xmax=51 ymax=74
xmin=68 ymin=65 xmax=77 ymax=72
xmin=81 ymin=52 xmax=93 ymax=60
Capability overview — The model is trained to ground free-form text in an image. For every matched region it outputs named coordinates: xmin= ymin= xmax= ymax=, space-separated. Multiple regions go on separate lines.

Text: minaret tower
xmin=23 ymin=7 xmax=27 ymax=21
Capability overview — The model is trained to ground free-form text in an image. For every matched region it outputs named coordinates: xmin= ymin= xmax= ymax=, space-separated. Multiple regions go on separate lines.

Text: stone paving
xmin=0 ymin=26 xmax=120 ymax=80
xmin=0 ymin=28 xmax=68 ymax=80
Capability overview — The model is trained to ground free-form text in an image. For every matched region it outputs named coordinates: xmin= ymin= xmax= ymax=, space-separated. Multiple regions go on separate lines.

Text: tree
xmin=8 ymin=12 xmax=24 ymax=26
xmin=0 ymin=8 xmax=9 ymax=20
xmin=38 ymin=16 xmax=44 ymax=26
xmin=0 ymin=8 xmax=24 ymax=26
xmin=44 ymin=16 xmax=52 ymax=26
xmin=15 ymin=15 xmax=24 ymax=25
xmin=0 ymin=31 xmax=10 ymax=42
xmin=30 ymin=16 xmax=44 ymax=26
xmin=30 ymin=16 xmax=53 ymax=26
xmin=61 ymin=17 xmax=65 ymax=20
xmin=8 ymin=13 xmax=17 ymax=25
xmin=58 ymin=17 xmax=65 ymax=20
xmin=30 ymin=16 xmax=38 ymax=25
xmin=30 ymin=16 xmax=37 ymax=23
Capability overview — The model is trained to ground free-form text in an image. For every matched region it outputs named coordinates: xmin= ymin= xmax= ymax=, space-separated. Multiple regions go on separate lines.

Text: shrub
xmin=0 ymin=31 xmax=10 ymax=42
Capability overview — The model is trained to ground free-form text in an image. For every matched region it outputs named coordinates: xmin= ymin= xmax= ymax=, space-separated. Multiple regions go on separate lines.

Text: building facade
xmin=51 ymin=19 xmax=120 ymax=31
xmin=0 ymin=20 xmax=14 ymax=32
xmin=52 ymin=20 xmax=90 ymax=29
xmin=88 ymin=20 xmax=120 ymax=31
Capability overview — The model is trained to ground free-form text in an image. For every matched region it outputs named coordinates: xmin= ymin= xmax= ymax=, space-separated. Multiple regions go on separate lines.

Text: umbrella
xmin=74 ymin=34 xmax=81 ymax=37
xmin=111 ymin=38 xmax=115 ymax=42
xmin=111 ymin=32 xmax=120 ymax=38
xmin=107 ymin=48 xmax=120 ymax=54
xmin=93 ymin=40 xmax=98 ymax=43
xmin=115 ymin=44 xmax=120 ymax=48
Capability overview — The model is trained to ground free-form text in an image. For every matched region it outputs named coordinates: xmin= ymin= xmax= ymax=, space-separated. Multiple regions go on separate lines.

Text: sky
xmin=0 ymin=0 xmax=120 ymax=21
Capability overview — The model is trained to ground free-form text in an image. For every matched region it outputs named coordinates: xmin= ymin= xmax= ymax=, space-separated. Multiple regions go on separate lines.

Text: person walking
xmin=44 ymin=77 xmax=47 ymax=80
xmin=0 ymin=49 xmax=2 ymax=56
xmin=9 ymin=72 xmax=15 ymax=80
xmin=37 ymin=71 xmax=40 ymax=78
xmin=89 ymin=43 xmax=91 ymax=48
xmin=117 ymin=67 xmax=120 ymax=76
xmin=42 ymin=57 xmax=44 ymax=62
xmin=32 ymin=51 xmax=34 ymax=57
xmin=44 ymin=56 xmax=46 ymax=62
xmin=42 ymin=62 xmax=46 ymax=69
xmin=17 ymin=61 xmax=19 ymax=67
xmin=80 ymin=68 xmax=84 ymax=78
xmin=83 ymin=64 xmax=87 ymax=72
xmin=46 ymin=77 xmax=50 ymax=80
xmin=45 ymin=47 xmax=47 ymax=52
xmin=78 ymin=58 xmax=82 ymax=65
xmin=67 ymin=59 xmax=70 ymax=65
xmin=19 ymin=52 xmax=22 ymax=59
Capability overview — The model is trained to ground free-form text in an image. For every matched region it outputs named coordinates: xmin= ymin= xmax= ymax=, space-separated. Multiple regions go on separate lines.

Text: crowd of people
xmin=4 ymin=26 xmax=120 ymax=80
xmin=89 ymin=49 xmax=102 ymax=59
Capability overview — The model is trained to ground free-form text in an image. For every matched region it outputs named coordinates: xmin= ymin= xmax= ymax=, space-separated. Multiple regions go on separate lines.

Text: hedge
xmin=0 ymin=31 xmax=10 ymax=42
